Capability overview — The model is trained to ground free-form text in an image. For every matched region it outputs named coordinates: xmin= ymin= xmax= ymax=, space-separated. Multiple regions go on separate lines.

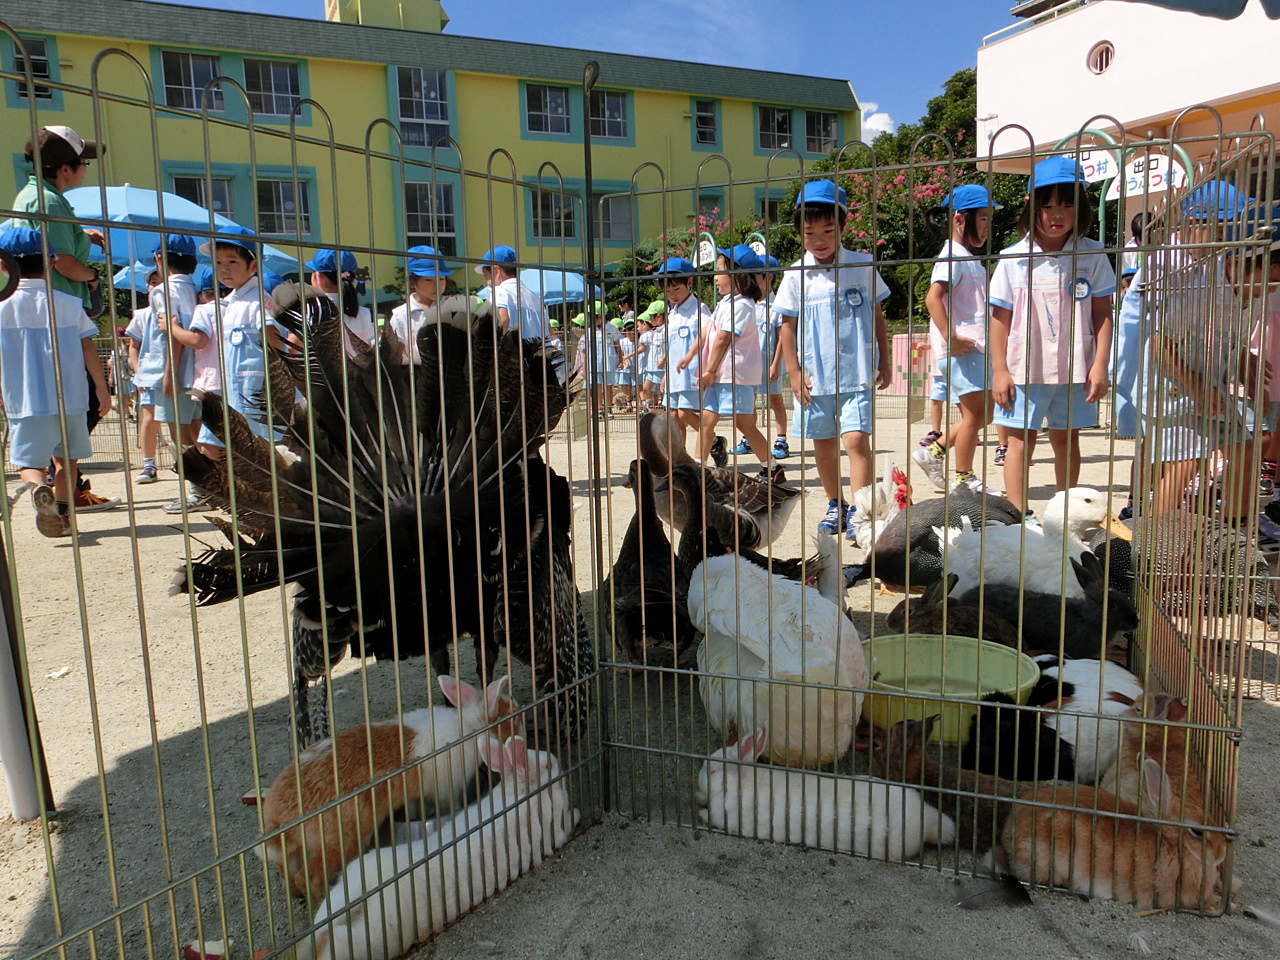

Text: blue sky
xmin=143 ymin=0 xmax=1017 ymax=135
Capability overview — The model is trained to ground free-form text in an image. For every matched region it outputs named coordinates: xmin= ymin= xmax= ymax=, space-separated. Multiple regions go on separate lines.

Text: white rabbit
xmin=299 ymin=736 xmax=579 ymax=960
xmin=695 ymin=729 xmax=955 ymax=861
xmin=1034 ymin=655 xmax=1144 ymax=784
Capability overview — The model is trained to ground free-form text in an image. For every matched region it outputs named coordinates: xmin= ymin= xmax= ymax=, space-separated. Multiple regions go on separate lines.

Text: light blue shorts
xmin=929 ymin=374 xmax=949 ymax=403
xmin=614 ymin=368 xmax=635 ymax=387
xmin=1144 ymin=393 xmax=1252 ymax=463
xmin=1265 ymin=401 xmax=1280 ymax=433
xmin=9 ymin=414 xmax=92 ymax=467
xmin=196 ymin=422 xmax=225 ymax=449
xmin=993 ymin=383 xmax=1099 ymax=432
xmin=792 ymin=388 xmax=874 ymax=440
xmin=945 ymin=351 xmax=990 ymax=399
xmin=758 ymin=373 xmax=783 ymax=396
xmin=702 ymin=383 xmax=755 ymax=417
xmin=138 ymin=387 xmax=199 ymax=426
xmin=645 ymin=370 xmax=664 ymax=385
xmin=668 ymin=388 xmax=702 ymax=412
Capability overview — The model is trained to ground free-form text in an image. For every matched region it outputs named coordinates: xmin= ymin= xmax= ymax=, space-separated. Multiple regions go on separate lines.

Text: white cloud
xmin=861 ymin=101 xmax=896 ymax=139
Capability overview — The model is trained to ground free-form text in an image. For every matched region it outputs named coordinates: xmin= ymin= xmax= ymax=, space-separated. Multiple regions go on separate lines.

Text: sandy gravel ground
xmin=1 ymin=407 xmax=1277 ymax=960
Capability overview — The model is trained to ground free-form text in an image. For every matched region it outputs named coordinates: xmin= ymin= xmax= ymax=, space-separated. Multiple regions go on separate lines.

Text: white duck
xmin=934 ymin=487 xmax=1127 ymax=601
xmin=689 ymin=530 xmax=867 ymax=769
xmin=849 ymin=457 xmax=911 ymax=551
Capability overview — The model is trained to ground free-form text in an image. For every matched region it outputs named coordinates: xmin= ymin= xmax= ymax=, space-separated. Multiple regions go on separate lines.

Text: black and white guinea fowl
xmin=171 ymin=287 xmax=592 ymax=745
xmin=842 ymin=487 xmax=1024 ymax=592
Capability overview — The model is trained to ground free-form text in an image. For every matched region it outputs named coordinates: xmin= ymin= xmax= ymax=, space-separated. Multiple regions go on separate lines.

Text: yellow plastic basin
xmin=861 ymin=634 xmax=1041 ymax=744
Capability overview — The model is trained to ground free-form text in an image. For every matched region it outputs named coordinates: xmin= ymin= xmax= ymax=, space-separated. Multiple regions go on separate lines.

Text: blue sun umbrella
xmin=519 ymin=267 xmax=601 ymax=305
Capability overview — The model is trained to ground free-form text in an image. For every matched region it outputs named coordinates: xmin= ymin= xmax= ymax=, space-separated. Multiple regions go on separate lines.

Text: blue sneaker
xmin=731 ymin=437 xmax=753 ymax=456
xmin=818 ymin=499 xmax=849 ymax=535
xmin=772 ymin=438 xmax=791 ymax=459
xmin=845 ymin=505 xmax=860 ymax=544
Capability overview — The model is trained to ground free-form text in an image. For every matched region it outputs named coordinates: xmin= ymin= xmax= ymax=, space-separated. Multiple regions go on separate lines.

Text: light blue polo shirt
xmin=0 ymin=278 xmax=98 ymax=418
xmin=664 ymin=294 xmax=710 ymax=394
xmin=772 ymin=248 xmax=890 ymax=395
xmin=131 ymin=273 xmax=198 ymax=390
xmin=495 ymin=278 xmax=547 ymax=341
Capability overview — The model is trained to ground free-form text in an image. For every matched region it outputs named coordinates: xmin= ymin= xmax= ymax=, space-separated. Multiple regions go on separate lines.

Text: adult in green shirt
xmin=12 ymin=125 xmax=106 ymax=310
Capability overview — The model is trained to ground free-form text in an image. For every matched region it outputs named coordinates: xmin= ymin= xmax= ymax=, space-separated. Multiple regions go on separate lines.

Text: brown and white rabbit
xmin=261 ymin=675 xmax=521 ymax=903
xmin=884 ymin=574 xmax=1021 ymax=647
xmin=695 ymin=728 xmax=955 ymax=861
xmin=868 ymin=715 xmax=1018 ymax=854
xmin=1096 ymin=693 xmax=1206 ymax=821
xmin=995 ymin=757 xmax=1231 ymax=912
xmin=300 ymin=735 xmax=579 ymax=960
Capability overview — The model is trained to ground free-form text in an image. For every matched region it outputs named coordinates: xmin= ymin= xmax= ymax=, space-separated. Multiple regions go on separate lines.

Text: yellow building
xmin=1 ymin=0 xmax=860 ymax=283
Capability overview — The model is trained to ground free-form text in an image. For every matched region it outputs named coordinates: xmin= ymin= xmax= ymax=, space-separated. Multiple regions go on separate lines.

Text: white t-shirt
xmin=494 ymin=277 xmax=547 ymax=341
xmin=389 ymin=295 xmax=438 ymax=365
xmin=929 ymin=239 xmax=990 ymax=361
xmin=772 ymin=248 xmax=890 ymax=395
xmin=988 ymin=235 xmax=1116 ymax=385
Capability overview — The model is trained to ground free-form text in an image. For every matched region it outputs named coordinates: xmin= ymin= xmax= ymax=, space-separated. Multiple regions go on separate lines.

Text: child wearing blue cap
xmin=307 ymin=248 xmax=375 ymax=356
xmin=776 ymin=180 xmax=892 ymax=539
xmin=126 ymin=234 xmax=199 ymax=486
xmin=478 ymin=245 xmax=548 ymax=342
xmin=679 ymin=245 xmax=780 ymax=480
xmin=656 ymin=257 xmax=712 ymax=442
xmin=390 ymin=245 xmax=452 ymax=365
xmin=913 ymin=184 xmax=1002 ymax=495
xmin=989 ymin=156 xmax=1116 ymax=514
xmin=732 ymin=257 xmax=790 ymax=461
xmin=0 ymin=226 xmax=111 ymax=537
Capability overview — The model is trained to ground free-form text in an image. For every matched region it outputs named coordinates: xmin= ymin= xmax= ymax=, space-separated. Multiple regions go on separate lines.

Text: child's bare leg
xmin=1219 ymin=438 xmax=1260 ymax=521
xmin=1002 ymin=430 xmax=1037 ymax=513
xmin=51 ymin=457 xmax=74 ymax=502
xmin=183 ymin=420 xmax=201 ymax=446
xmin=811 ymin=437 xmax=842 ymax=502
xmin=734 ymin=414 xmax=770 ymax=466
xmin=768 ymin=394 xmax=788 ymax=440
xmin=698 ymin=410 xmax=721 ymax=463
xmin=1047 ymin=428 xmax=1082 ymax=491
xmin=1153 ymin=459 xmax=1198 ymax=515
xmin=842 ymin=431 xmax=874 ymax=503
xmin=949 ymin=392 xmax=991 ymax=474
xmin=138 ymin=404 xmax=157 ymax=457
xmin=197 ymin=443 xmax=226 ymax=462
xmin=930 ymin=399 xmax=943 ymax=434
xmin=673 ymin=408 xmax=700 ymax=454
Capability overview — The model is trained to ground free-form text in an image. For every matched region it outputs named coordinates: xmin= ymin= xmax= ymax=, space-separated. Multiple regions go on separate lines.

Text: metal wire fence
xmin=0 ymin=25 xmax=1276 ymax=960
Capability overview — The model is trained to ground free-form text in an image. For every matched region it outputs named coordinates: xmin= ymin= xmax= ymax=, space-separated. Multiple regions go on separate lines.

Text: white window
xmin=693 ymin=99 xmax=717 ymax=146
xmin=162 ymin=51 xmax=223 ymax=111
xmin=758 ymin=106 xmax=791 ymax=151
xmin=589 ymin=90 xmax=628 ymax=140
xmin=526 ymin=83 xmax=570 ymax=135
xmin=533 ymin=191 xmax=576 ymax=239
xmin=404 ymin=182 xmax=457 ymax=256
xmin=257 ymin=179 xmax=310 ymax=236
xmin=593 ymin=194 xmax=632 ymax=243
xmin=14 ymin=37 xmax=51 ymax=101
xmin=805 ymin=111 xmax=838 ymax=154
xmin=244 ymin=58 xmax=301 ymax=117
xmin=398 ymin=67 xmax=449 ymax=148
xmin=173 ymin=176 xmax=235 ymax=221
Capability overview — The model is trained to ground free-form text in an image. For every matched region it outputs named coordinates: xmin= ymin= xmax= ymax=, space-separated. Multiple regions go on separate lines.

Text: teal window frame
xmin=804 ymin=109 xmax=843 ymax=156
xmin=690 ymin=97 xmax=720 ymax=153
xmin=147 ymin=47 xmax=312 ymax=127
xmin=754 ymin=186 xmax=788 ymax=226
xmin=693 ymin=190 xmax=726 ymax=223
xmin=754 ymin=104 xmax=844 ymax=158
xmin=390 ymin=65 xmax=456 ymax=151
xmin=590 ymin=181 xmax=639 ymax=248
xmin=3 ymin=33 xmax=63 ymax=111
xmin=401 ymin=177 xmax=462 ymax=257
xmin=519 ymin=80 xmax=580 ymax=142
xmin=159 ymin=160 xmax=320 ymax=245
xmin=158 ymin=49 xmax=226 ymax=113
xmin=521 ymin=175 xmax=586 ymax=249
xmin=587 ymin=88 xmax=635 ymax=147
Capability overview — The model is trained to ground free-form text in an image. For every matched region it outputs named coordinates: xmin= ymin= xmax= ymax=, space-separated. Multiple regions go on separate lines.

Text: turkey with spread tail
xmin=171 ymin=286 xmax=592 ymax=746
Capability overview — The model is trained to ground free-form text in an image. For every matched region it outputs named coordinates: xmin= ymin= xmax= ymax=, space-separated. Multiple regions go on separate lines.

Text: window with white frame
xmin=404 ymin=181 xmax=457 ymax=256
xmin=589 ymin=90 xmax=628 ymax=139
xmin=593 ymin=193 xmax=632 ymax=242
xmin=693 ymin=99 xmax=717 ymax=145
xmin=526 ymin=83 xmax=570 ymax=135
xmin=758 ymin=106 xmax=791 ymax=151
xmin=398 ymin=67 xmax=450 ymax=148
xmin=257 ymin=179 xmax=310 ymax=236
xmin=244 ymin=58 xmax=301 ymax=117
xmin=162 ymin=51 xmax=224 ymax=111
xmin=173 ymin=176 xmax=235 ymax=221
xmin=533 ymin=190 xmax=576 ymax=239
xmin=806 ymin=111 xmax=838 ymax=154
xmin=14 ymin=37 xmax=52 ymax=101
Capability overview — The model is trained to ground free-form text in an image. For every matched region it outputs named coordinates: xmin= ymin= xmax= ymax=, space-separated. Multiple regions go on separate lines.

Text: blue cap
xmin=1121 ymin=265 xmax=1139 ymax=277
xmin=0 ymin=225 xmax=44 ymax=257
xmin=1181 ymin=179 xmax=1247 ymax=221
xmin=152 ymin=233 xmax=197 ymax=257
xmin=474 ymin=244 xmax=517 ymax=275
xmin=1029 ymin=156 xmax=1088 ymax=190
xmin=305 ymin=248 xmax=359 ymax=275
xmin=796 ymin=179 xmax=848 ymax=210
xmin=406 ymin=245 xmax=453 ymax=278
xmin=942 ymin=184 xmax=1002 ymax=212
xmin=654 ymin=256 xmax=695 ymax=277
xmin=192 ymin=264 xmax=216 ymax=293
xmin=762 ymin=254 xmax=779 ymax=270
xmin=1224 ymin=203 xmax=1280 ymax=248
xmin=199 ymin=224 xmax=259 ymax=259
xmin=716 ymin=244 xmax=765 ymax=272
xmin=261 ymin=271 xmax=286 ymax=293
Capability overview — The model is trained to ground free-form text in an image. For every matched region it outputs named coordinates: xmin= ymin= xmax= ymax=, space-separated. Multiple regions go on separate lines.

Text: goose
xmin=638 ymin=410 xmax=799 ymax=549
xmin=934 ymin=487 xmax=1130 ymax=602
xmin=685 ymin=486 xmax=867 ymax=769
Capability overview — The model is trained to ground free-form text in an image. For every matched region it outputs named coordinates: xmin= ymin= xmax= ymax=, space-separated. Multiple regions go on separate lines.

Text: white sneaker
xmin=912 ymin=445 xmax=947 ymax=490
xmin=953 ymin=474 xmax=1002 ymax=497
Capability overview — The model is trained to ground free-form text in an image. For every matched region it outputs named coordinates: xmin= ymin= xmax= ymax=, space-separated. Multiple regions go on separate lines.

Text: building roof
xmin=5 ymin=0 xmax=859 ymax=111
